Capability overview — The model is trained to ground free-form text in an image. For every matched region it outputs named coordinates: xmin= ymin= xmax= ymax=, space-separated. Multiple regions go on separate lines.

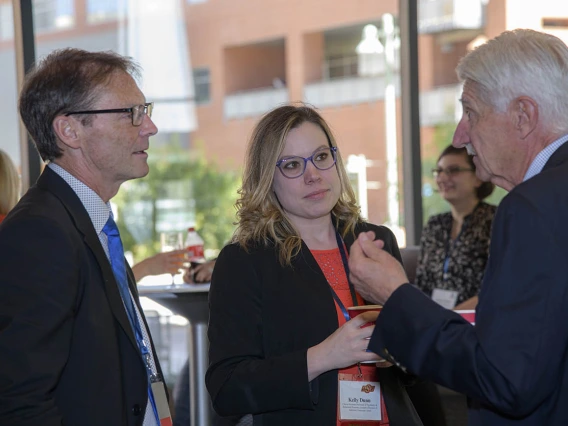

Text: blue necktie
xmin=103 ymin=216 xmax=160 ymax=426
xmin=102 ymin=215 xmax=137 ymax=330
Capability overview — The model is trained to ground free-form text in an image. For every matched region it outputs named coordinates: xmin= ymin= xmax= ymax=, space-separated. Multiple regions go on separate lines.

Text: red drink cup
xmin=347 ymin=305 xmax=383 ymax=361
xmin=347 ymin=305 xmax=382 ymax=327
xmin=455 ymin=309 xmax=475 ymax=325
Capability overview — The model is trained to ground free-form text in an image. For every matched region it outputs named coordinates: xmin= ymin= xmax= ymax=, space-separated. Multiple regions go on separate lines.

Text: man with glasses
xmin=349 ymin=29 xmax=568 ymax=425
xmin=0 ymin=48 xmax=169 ymax=426
xmin=65 ymin=102 xmax=154 ymax=126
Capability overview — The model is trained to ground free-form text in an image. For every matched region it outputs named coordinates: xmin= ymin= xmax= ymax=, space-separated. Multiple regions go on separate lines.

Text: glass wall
xmin=2 ymin=0 xmax=408 ymax=251
xmin=8 ymin=0 xmax=568 ymax=263
xmin=187 ymin=0 xmax=404 ymax=242
xmin=2 ymin=0 xmax=405 ymax=388
xmin=415 ymin=0 xmax=568 ymax=225
xmin=0 ymin=2 xmax=19 ymax=175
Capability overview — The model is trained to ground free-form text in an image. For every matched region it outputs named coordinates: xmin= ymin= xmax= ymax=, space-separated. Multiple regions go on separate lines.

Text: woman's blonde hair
xmin=0 ymin=149 xmax=20 ymax=216
xmin=233 ymin=104 xmax=362 ymax=266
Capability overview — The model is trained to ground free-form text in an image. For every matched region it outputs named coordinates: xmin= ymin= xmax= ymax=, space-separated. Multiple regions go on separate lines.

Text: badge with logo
xmin=338 ymin=370 xmax=383 ymax=423
xmin=151 ymin=381 xmax=173 ymax=426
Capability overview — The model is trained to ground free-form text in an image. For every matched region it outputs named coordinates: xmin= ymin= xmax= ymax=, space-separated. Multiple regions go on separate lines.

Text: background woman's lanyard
xmin=442 ymin=242 xmax=458 ymax=281
xmin=329 ymin=230 xmax=359 ymax=322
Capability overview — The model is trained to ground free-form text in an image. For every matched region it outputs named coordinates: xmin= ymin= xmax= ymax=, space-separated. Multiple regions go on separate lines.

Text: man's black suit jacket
xmin=0 ymin=167 xmax=162 ymax=426
xmin=370 ymin=140 xmax=568 ymax=425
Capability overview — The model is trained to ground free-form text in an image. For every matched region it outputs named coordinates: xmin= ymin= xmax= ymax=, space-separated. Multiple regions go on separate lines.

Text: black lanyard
xmin=328 ymin=230 xmax=359 ymax=322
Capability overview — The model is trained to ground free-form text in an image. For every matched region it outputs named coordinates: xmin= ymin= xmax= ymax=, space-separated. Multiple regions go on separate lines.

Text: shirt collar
xmin=523 ymin=134 xmax=568 ymax=182
xmin=47 ymin=163 xmax=111 ymax=234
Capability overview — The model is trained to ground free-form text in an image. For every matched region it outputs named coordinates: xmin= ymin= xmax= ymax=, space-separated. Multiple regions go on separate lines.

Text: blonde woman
xmin=206 ymin=105 xmax=430 ymax=426
xmin=0 ymin=149 xmax=20 ymax=223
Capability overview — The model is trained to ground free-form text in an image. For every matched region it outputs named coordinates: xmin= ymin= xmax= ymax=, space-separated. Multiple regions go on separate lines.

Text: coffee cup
xmin=454 ymin=309 xmax=475 ymax=325
xmin=347 ymin=305 xmax=382 ymax=327
xmin=347 ymin=305 xmax=383 ymax=361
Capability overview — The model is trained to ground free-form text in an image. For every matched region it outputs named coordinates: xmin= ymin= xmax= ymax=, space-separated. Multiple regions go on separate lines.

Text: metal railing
xmin=418 ymin=0 xmax=484 ymax=34
xmin=224 ymin=87 xmax=288 ymax=120
xmin=419 ymin=83 xmax=462 ymax=126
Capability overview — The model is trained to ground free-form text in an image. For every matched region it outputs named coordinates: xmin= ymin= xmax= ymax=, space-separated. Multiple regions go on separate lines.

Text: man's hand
xmin=348 ymin=231 xmax=408 ymax=305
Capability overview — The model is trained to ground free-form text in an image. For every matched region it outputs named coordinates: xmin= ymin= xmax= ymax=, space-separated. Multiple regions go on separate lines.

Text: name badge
xmin=431 ymin=288 xmax=459 ymax=309
xmin=151 ymin=381 xmax=173 ymax=426
xmin=339 ymin=379 xmax=381 ymax=421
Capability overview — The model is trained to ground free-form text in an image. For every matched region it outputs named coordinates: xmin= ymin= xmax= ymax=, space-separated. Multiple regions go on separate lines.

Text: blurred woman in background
xmin=0 ymin=149 xmax=20 ymax=224
xmin=416 ymin=145 xmax=496 ymax=310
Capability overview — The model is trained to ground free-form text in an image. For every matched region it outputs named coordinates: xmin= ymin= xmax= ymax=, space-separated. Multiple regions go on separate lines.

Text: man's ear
xmin=513 ymin=96 xmax=538 ymax=140
xmin=52 ymin=115 xmax=81 ymax=149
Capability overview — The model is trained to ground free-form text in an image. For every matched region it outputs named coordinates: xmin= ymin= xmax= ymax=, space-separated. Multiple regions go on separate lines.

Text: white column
xmin=120 ymin=0 xmax=197 ymax=132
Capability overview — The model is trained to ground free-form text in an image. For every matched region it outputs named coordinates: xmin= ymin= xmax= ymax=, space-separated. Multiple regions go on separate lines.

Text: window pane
xmin=27 ymin=0 xmax=212 ymax=385
xmin=0 ymin=2 xmax=20 ymax=178
xmin=189 ymin=3 xmax=405 ymax=244
xmin=193 ymin=67 xmax=210 ymax=104
xmin=33 ymin=0 xmax=74 ymax=33
xmin=417 ymin=0 xmax=515 ymax=228
xmin=0 ymin=3 xmax=14 ymax=40
xmin=87 ymin=0 xmax=118 ymax=24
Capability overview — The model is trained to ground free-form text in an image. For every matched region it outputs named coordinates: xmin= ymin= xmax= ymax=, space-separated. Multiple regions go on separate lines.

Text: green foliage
xmin=114 ymin=138 xmax=240 ymax=264
xmin=484 ymin=186 xmax=508 ymax=206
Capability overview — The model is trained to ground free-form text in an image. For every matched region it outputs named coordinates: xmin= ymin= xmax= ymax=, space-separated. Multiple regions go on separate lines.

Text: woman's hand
xmin=454 ymin=295 xmax=478 ymax=311
xmin=132 ymin=249 xmax=187 ymax=282
xmin=307 ymin=311 xmax=381 ymax=381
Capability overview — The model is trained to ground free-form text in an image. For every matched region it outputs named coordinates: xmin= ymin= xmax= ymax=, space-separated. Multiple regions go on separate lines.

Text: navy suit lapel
xmin=36 ymin=168 xmax=139 ymax=350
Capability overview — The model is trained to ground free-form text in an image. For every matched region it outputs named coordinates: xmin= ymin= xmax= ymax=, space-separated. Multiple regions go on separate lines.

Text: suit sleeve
xmin=206 ymin=244 xmax=314 ymax=416
xmin=0 ymin=216 xmax=80 ymax=426
xmin=369 ymin=192 xmax=568 ymax=416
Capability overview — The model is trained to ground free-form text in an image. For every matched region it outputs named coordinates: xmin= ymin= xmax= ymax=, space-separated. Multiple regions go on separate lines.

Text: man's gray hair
xmin=457 ymin=29 xmax=568 ymax=134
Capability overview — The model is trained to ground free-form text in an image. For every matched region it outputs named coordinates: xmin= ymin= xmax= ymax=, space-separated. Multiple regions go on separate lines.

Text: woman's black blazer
xmin=206 ymin=221 xmax=424 ymax=426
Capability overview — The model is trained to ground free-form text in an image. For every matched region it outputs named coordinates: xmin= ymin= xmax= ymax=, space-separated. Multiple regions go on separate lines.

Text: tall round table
xmin=139 ymin=283 xmax=211 ymax=426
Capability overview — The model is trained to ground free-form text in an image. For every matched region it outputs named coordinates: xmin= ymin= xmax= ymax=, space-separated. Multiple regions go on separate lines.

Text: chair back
xmin=400 ymin=245 xmax=420 ymax=283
